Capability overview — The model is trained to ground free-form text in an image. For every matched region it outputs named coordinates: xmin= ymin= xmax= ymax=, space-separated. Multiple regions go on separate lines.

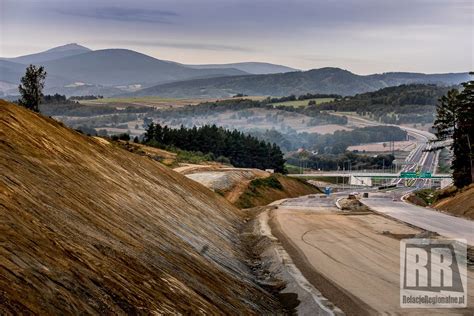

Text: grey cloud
xmin=56 ymin=6 xmax=178 ymax=24
xmin=102 ymin=39 xmax=253 ymax=52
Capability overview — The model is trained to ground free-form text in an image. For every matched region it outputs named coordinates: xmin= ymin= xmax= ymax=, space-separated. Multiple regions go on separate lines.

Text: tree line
xmin=318 ymin=84 xmax=451 ymax=124
xmin=433 ymin=76 xmax=473 ymax=188
xmin=266 ymin=93 xmax=341 ymax=103
xmin=155 ymin=98 xmax=347 ymax=125
xmin=143 ymin=123 xmax=286 ymax=173
xmin=286 ymin=152 xmax=395 ymax=171
xmin=250 ymin=125 xmax=407 ymax=153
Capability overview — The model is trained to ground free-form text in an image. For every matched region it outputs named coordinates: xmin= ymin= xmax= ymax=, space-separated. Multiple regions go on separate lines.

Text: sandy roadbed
xmin=270 ymin=196 xmax=474 ymax=315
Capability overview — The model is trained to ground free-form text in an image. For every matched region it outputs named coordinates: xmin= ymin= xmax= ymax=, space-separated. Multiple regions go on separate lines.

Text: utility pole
xmin=466 ymin=134 xmax=474 ymax=184
xmin=349 ymin=160 xmax=352 ymax=189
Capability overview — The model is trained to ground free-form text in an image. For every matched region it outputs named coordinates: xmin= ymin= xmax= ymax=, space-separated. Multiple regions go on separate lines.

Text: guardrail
xmin=289 ymin=173 xmax=452 ymax=179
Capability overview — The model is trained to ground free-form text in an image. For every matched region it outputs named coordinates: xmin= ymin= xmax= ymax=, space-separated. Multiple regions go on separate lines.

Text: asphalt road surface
xmin=271 ymin=194 xmax=474 ymax=315
xmin=362 ymin=192 xmax=474 ymax=245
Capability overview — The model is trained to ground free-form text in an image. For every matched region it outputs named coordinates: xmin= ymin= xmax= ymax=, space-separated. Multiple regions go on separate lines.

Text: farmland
xmin=80 ymin=95 xmax=268 ymax=109
xmin=271 ymin=97 xmax=334 ymax=108
xmin=80 ymin=96 xmax=215 ymax=108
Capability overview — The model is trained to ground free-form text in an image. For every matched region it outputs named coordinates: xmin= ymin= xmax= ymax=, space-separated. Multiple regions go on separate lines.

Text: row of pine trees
xmin=144 ymin=123 xmax=286 ymax=173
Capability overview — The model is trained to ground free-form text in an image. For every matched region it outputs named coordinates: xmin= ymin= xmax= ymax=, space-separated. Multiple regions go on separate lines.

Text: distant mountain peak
xmin=46 ymin=43 xmax=91 ymax=53
xmin=3 ymin=43 xmax=93 ymax=65
xmin=308 ymin=67 xmax=351 ymax=73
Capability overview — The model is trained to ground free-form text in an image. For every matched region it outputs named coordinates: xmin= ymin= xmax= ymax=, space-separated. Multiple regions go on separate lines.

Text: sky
xmin=1 ymin=0 xmax=473 ymax=74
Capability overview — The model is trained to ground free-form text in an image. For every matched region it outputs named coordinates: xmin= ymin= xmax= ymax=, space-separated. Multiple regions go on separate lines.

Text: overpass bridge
xmin=290 ymin=172 xmax=452 ymax=188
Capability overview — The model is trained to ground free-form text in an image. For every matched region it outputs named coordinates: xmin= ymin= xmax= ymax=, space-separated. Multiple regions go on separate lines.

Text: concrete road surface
xmin=271 ymin=194 xmax=474 ymax=315
xmin=362 ymin=192 xmax=474 ymax=245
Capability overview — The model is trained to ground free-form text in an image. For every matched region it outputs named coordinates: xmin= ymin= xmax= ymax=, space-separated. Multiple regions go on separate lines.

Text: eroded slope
xmin=433 ymin=184 xmax=474 ymax=219
xmin=0 ymin=101 xmax=279 ymax=314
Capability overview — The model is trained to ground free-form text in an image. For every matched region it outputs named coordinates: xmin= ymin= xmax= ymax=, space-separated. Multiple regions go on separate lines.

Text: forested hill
xmin=319 ymin=84 xmax=453 ymax=124
xmin=130 ymin=67 xmax=469 ymax=98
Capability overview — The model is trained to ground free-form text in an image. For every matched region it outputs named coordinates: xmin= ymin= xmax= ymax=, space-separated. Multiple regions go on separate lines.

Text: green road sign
xmin=400 ymin=172 xmax=417 ymax=178
xmin=400 ymin=171 xmax=432 ymax=178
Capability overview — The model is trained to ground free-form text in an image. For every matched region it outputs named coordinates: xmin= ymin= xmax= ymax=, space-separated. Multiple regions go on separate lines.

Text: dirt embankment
xmin=112 ymin=140 xmax=177 ymax=165
xmin=433 ymin=184 xmax=474 ymax=219
xmin=235 ymin=175 xmax=321 ymax=209
xmin=181 ymin=167 xmax=321 ymax=209
xmin=0 ymin=101 xmax=281 ymax=314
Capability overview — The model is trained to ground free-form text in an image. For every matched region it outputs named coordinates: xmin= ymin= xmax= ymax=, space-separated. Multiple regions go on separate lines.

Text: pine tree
xmin=433 ymin=75 xmax=474 ymax=187
xmin=18 ymin=65 xmax=47 ymax=112
xmin=142 ymin=123 xmax=287 ymax=172
xmin=143 ymin=122 xmax=156 ymax=142
xmin=433 ymin=89 xmax=459 ymax=141
xmin=452 ymin=77 xmax=474 ymax=186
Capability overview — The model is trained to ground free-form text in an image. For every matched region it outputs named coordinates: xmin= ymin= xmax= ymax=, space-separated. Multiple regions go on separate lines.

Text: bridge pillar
xmin=350 ymin=175 xmax=372 ymax=186
xmin=440 ymin=178 xmax=453 ymax=189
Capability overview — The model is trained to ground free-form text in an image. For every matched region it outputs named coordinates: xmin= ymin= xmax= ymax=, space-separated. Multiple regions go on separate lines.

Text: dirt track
xmin=270 ymin=195 xmax=474 ymax=315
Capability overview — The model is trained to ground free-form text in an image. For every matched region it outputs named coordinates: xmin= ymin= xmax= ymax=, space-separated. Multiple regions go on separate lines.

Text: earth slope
xmin=433 ymin=184 xmax=474 ymax=219
xmin=176 ymin=166 xmax=320 ymax=209
xmin=0 ymin=100 xmax=279 ymax=314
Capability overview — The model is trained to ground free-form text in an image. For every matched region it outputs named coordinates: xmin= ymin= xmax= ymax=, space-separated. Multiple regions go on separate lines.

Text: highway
xmin=320 ymin=113 xmax=445 ymax=188
xmin=270 ymin=115 xmax=472 ymax=314
xmin=362 ymin=191 xmax=474 ymax=245
xmin=269 ymin=193 xmax=474 ymax=315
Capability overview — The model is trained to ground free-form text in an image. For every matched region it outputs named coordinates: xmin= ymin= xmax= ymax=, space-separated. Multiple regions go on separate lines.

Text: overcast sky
xmin=1 ymin=0 xmax=472 ymax=74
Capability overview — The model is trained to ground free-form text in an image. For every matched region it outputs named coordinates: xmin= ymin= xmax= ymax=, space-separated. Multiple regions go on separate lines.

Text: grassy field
xmin=80 ymin=96 xmax=217 ymax=108
xmin=82 ymin=96 xmax=178 ymax=104
xmin=80 ymin=95 xmax=332 ymax=109
xmin=271 ymin=97 xmax=334 ymax=108
xmin=291 ymin=175 xmax=346 ymax=184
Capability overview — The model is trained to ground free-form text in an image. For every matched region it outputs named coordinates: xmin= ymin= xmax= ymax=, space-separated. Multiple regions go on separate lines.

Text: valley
xmin=1 ymin=6 xmax=473 ymax=313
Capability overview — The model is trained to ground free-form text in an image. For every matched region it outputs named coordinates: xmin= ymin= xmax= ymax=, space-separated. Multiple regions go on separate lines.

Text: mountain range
xmin=186 ymin=62 xmax=297 ymax=74
xmin=0 ymin=44 xmax=295 ymax=96
xmin=3 ymin=43 xmax=92 ymax=64
xmin=0 ymin=43 xmax=469 ymax=98
xmin=131 ymin=67 xmax=470 ymax=98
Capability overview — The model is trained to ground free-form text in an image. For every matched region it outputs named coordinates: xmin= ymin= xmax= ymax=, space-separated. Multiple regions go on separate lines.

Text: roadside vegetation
xmin=433 ymin=184 xmax=474 ymax=219
xmin=407 ymin=188 xmax=448 ymax=206
xmin=437 ymin=147 xmax=451 ymax=173
xmin=115 ymin=139 xmax=221 ymax=166
xmin=286 ymin=152 xmax=396 ymax=172
xmin=408 ymin=185 xmax=474 ymax=221
xmin=406 ymin=76 xmax=473 ymax=218
xmin=235 ymin=175 xmax=320 ymax=208
xmin=432 ymin=75 xmax=473 ymax=188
